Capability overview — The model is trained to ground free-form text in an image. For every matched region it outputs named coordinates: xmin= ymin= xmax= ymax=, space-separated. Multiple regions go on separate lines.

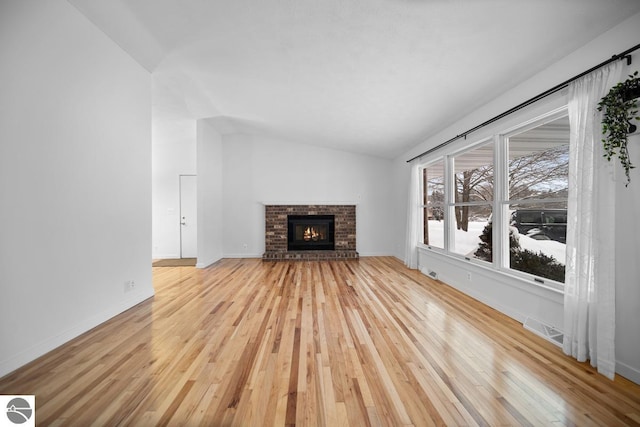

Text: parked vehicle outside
xmin=510 ymin=209 xmax=567 ymax=243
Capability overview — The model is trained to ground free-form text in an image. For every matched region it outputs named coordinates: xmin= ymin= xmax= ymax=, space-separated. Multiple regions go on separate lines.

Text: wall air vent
xmin=523 ymin=317 xmax=564 ymax=347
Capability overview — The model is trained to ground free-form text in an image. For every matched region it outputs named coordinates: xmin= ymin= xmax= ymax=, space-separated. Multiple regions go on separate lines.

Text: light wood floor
xmin=1 ymin=257 xmax=639 ymax=426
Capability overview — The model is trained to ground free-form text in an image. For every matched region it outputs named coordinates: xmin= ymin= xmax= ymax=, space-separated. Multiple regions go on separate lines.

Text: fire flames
xmin=303 ymin=227 xmax=321 ymax=242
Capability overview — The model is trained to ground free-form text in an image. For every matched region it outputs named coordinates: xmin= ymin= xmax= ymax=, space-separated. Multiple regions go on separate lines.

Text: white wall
xmin=0 ymin=0 xmax=153 ymax=377
xmin=151 ymin=117 xmax=196 ymax=258
xmin=153 ymin=117 xmax=395 ymax=261
xmin=391 ymin=156 xmax=411 ymax=260
xmin=221 ymin=134 xmax=394 ymax=257
xmin=615 ymin=130 xmax=640 ymax=383
xmin=196 ymin=119 xmax=224 ymax=267
xmin=393 ymin=12 xmax=640 ymax=384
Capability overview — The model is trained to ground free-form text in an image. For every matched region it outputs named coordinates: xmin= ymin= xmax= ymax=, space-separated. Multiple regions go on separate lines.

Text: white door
xmin=179 ymin=175 xmax=197 ymax=258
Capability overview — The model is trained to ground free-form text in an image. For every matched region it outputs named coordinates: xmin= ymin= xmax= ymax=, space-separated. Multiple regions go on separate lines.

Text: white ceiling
xmin=69 ymin=0 xmax=640 ymax=159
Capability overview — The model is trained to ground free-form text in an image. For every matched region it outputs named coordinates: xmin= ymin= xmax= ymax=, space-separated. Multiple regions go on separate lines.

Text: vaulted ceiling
xmin=69 ymin=0 xmax=640 ymax=158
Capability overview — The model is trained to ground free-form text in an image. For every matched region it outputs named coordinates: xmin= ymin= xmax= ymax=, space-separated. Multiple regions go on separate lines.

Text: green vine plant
xmin=597 ymin=70 xmax=640 ymax=186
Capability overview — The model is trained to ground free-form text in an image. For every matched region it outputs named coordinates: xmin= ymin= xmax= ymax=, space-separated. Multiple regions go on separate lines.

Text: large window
xmin=418 ymin=110 xmax=569 ymax=287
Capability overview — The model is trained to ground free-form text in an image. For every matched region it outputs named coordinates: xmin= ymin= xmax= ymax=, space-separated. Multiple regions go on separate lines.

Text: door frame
xmin=179 ymin=174 xmax=197 ymax=259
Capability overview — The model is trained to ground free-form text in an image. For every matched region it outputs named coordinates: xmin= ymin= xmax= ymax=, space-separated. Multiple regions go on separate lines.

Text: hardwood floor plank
xmin=1 ymin=257 xmax=639 ymax=426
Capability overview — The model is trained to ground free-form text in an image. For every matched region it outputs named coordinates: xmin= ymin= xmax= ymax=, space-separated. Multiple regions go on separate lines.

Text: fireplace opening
xmin=287 ymin=215 xmax=335 ymax=251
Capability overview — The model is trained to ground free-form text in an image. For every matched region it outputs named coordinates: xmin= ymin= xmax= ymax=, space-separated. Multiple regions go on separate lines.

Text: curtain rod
xmin=406 ymin=42 xmax=640 ymax=163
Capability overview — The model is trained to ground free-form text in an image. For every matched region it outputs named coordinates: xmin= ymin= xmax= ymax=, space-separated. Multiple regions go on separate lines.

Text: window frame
xmin=419 ymin=158 xmax=446 ymax=250
xmin=448 ymin=138 xmax=494 ymax=260
xmin=417 ymin=106 xmax=569 ymax=291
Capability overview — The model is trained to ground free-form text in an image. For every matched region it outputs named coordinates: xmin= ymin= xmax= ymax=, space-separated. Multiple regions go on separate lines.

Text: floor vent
xmin=523 ymin=317 xmax=563 ymax=347
xmin=427 ymin=270 xmax=438 ymax=280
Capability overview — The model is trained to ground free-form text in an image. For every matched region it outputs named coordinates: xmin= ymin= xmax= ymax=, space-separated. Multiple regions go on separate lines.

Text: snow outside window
xmin=418 ymin=109 xmax=569 ymax=288
xmin=451 ymin=142 xmax=494 ymax=260
xmin=504 ymin=115 xmax=569 ymax=283
xmin=420 ymin=160 xmax=445 ymax=248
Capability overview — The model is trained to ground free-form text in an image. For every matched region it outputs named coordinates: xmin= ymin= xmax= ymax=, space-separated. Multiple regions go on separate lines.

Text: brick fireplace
xmin=263 ymin=204 xmax=358 ymax=261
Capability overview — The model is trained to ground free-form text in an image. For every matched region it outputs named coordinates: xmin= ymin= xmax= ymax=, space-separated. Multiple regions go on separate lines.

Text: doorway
xmin=179 ymin=174 xmax=197 ymax=259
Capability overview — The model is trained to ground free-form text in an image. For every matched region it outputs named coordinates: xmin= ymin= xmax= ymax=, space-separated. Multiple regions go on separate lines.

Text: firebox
xmin=287 ymin=215 xmax=335 ymax=251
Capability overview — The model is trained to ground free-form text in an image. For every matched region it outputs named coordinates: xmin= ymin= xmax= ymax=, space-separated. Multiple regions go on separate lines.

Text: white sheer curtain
xmin=564 ymin=60 xmax=623 ymax=379
xmin=405 ymin=161 xmax=420 ymax=269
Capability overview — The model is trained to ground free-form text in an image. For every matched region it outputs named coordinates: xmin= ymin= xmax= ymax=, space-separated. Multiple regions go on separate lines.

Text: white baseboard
xmin=196 ymin=256 xmax=223 ymax=269
xmin=152 ymin=253 xmax=180 ymax=260
xmin=222 ymin=253 xmax=263 ymax=259
xmin=0 ymin=288 xmax=155 ymax=378
xmin=617 ymin=360 xmax=640 ymax=385
xmin=357 ymin=252 xmax=393 ymax=257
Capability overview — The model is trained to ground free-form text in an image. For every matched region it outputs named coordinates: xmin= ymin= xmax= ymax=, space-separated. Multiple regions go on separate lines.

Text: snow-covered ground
xmin=426 ymin=221 xmax=566 ymax=264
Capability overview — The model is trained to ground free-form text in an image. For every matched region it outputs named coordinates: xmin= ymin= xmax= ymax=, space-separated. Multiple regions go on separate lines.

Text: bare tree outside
xmin=422 ymin=162 xmax=444 ymax=247
xmin=420 ymin=115 xmax=570 ymax=281
xmin=454 ymin=165 xmax=493 ymax=231
xmin=508 ymin=145 xmax=569 ymax=201
xmin=423 ymin=145 xmax=569 ymax=227
xmin=451 ymin=144 xmax=569 ymax=230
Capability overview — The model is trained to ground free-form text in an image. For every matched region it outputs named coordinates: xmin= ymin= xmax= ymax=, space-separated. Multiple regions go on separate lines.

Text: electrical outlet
xmin=467 ymin=272 xmax=472 ymax=281
xmin=243 ymin=243 xmax=248 ymax=250
xmin=124 ymin=280 xmax=135 ymax=293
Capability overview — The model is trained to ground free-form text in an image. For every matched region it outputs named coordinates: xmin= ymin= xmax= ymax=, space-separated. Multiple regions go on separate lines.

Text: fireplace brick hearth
xmin=263 ymin=204 xmax=358 ymax=261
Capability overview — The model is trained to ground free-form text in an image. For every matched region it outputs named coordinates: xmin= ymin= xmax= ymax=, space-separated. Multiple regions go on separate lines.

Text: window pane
xmin=454 ymin=142 xmax=494 ymax=203
xmin=424 ymin=162 xmax=444 ymax=202
xmin=452 ymin=205 xmax=492 ymax=260
xmin=506 ymin=115 xmax=569 ymax=284
xmin=508 ymin=116 xmax=569 ymax=201
xmin=424 ymin=208 xmax=444 ymax=248
xmin=508 ymin=202 xmax=567 ymax=283
xmin=422 ymin=161 xmax=445 ymax=248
